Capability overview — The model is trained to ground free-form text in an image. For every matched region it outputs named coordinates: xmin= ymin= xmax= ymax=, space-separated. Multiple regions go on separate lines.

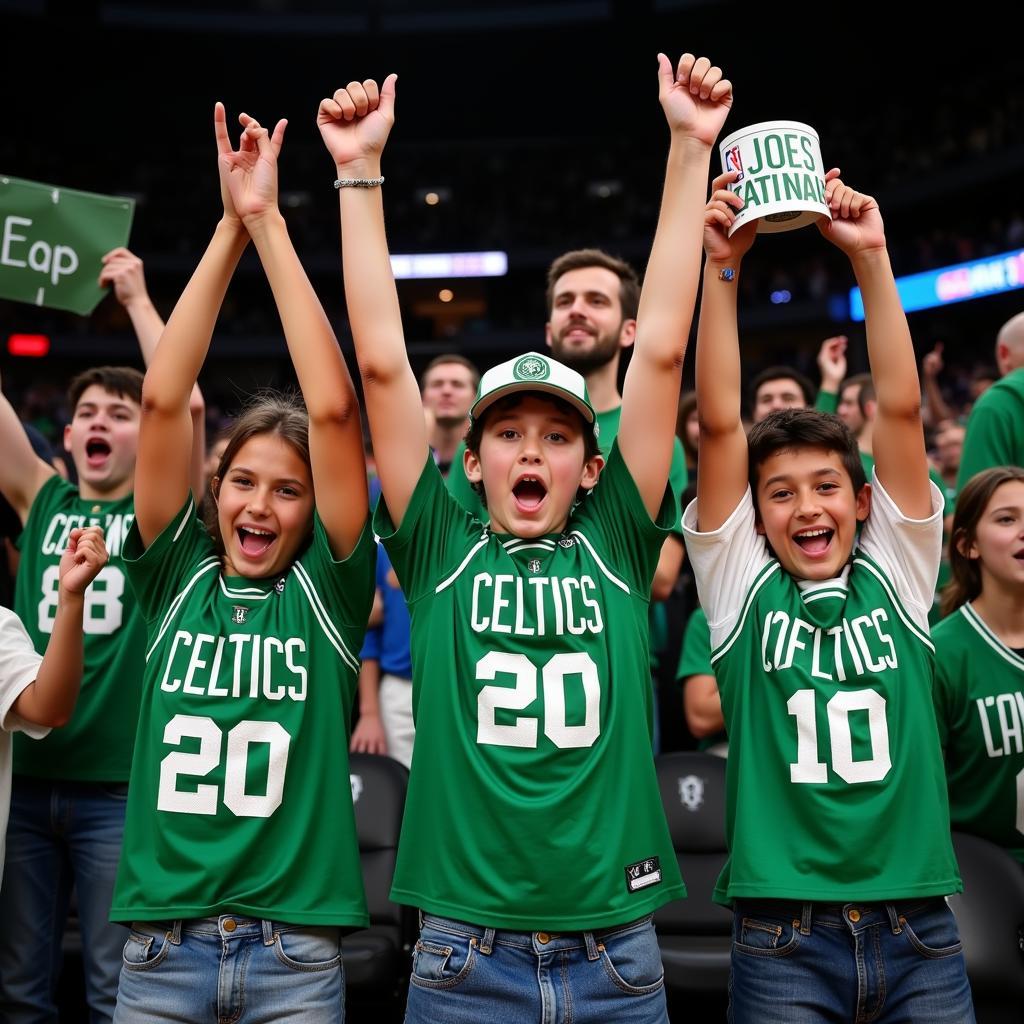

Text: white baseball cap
xmin=470 ymin=352 xmax=595 ymax=425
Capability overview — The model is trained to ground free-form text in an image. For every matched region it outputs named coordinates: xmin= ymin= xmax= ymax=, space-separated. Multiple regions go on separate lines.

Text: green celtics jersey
xmin=111 ymin=497 xmax=374 ymax=926
xmin=13 ymin=475 xmax=144 ymax=781
xmin=957 ymin=368 xmax=1024 ymax=492
xmin=375 ymin=446 xmax=686 ymax=930
xmin=683 ymin=474 xmax=961 ymax=904
xmin=446 ymin=405 xmax=689 ymax=534
xmin=861 ymin=451 xmax=950 ymax=624
xmin=933 ymin=603 xmax=1024 ymax=864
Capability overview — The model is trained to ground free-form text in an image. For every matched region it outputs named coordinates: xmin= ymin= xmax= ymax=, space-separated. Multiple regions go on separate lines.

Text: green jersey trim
xmin=502 ymin=538 xmax=558 ymax=554
xmin=219 ymin=578 xmax=275 ymax=600
xmin=172 ymin=496 xmax=196 ymax=542
xmin=710 ymin=561 xmax=780 ymax=667
xmin=801 ymin=589 xmax=850 ymax=604
xmin=292 ymin=561 xmax=362 ymax=674
xmin=568 ymin=530 xmax=630 ymax=594
xmin=797 ymin=570 xmax=850 ymax=603
xmin=435 ymin=533 xmax=490 ymax=594
xmin=852 ymin=554 xmax=934 ymax=652
xmin=146 ymin=558 xmax=221 ymax=661
xmin=962 ymin=603 xmax=1024 ymax=672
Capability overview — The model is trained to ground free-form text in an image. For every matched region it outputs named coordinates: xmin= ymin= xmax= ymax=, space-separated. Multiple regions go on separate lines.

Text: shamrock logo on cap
xmin=513 ymin=355 xmax=550 ymax=381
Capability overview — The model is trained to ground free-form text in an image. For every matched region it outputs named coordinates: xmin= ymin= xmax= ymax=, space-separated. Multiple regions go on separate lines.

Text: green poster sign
xmin=0 ymin=175 xmax=135 ymax=315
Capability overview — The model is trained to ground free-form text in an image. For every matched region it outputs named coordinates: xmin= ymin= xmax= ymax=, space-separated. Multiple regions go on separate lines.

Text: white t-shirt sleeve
xmin=682 ymin=489 xmax=773 ymax=650
xmin=857 ymin=473 xmax=943 ymax=634
xmin=0 ymin=609 xmax=49 ymax=739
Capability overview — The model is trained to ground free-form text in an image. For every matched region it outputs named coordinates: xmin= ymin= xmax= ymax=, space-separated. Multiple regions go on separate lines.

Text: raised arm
xmin=694 ymin=171 xmax=757 ymax=531
xmin=618 ymin=53 xmax=732 ymax=518
xmin=134 ymin=103 xmax=252 ymax=547
xmin=12 ymin=526 xmax=107 ymax=727
xmin=815 ymin=335 xmax=848 ymax=412
xmin=318 ymin=76 xmax=427 ymax=529
xmin=920 ymin=342 xmax=954 ymax=428
xmin=818 ymin=178 xmax=931 ymax=518
xmin=100 ymin=247 xmax=208 ymax=498
xmin=0 ymin=379 xmax=55 ymax=525
xmin=229 ymin=115 xmax=368 ymax=557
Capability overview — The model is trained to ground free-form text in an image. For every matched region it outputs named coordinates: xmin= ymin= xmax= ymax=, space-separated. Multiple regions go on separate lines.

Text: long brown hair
xmin=203 ymin=392 xmax=311 ymax=560
xmin=941 ymin=466 xmax=1024 ymax=617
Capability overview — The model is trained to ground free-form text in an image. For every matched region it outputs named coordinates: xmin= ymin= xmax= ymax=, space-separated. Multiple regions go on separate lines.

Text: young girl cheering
xmin=110 ymin=106 xmax=374 ymax=1024
xmin=933 ymin=466 xmax=1024 ymax=863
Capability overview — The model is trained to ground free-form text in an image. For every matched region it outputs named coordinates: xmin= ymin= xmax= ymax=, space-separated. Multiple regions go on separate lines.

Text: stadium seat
xmin=653 ymin=751 xmax=733 ymax=995
xmin=948 ymin=831 xmax=1024 ymax=1024
xmin=343 ymin=753 xmax=414 ymax=999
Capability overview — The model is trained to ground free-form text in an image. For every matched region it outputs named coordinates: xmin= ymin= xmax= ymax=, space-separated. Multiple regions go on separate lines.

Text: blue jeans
xmin=113 ymin=917 xmax=344 ymax=1023
xmin=0 ymin=778 xmax=129 ymax=1024
xmin=728 ymin=898 xmax=976 ymax=1023
xmin=403 ymin=912 xmax=668 ymax=1024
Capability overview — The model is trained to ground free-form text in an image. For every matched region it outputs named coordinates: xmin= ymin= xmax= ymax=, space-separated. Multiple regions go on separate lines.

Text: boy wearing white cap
xmin=319 ymin=51 xmax=732 ymax=1023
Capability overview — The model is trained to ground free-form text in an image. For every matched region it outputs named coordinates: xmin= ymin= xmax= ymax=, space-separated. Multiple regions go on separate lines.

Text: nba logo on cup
xmin=724 ymin=145 xmax=744 ymax=181
xmin=718 ymin=121 xmax=830 ymax=237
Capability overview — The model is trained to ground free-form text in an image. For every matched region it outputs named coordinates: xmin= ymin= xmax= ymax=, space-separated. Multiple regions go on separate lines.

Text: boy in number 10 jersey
xmin=685 ymin=167 xmax=973 ymax=1022
xmin=319 ymin=54 xmax=733 ymax=1023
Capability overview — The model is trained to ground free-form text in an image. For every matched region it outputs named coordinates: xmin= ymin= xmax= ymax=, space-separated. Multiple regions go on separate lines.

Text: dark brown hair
xmin=67 ymin=366 xmax=144 ymax=411
xmin=419 ymin=353 xmax=480 ymax=390
xmin=747 ymin=408 xmax=866 ymax=507
xmin=203 ymin=392 xmax=312 ymax=559
xmin=463 ymin=393 xmax=600 ymax=506
xmin=941 ymin=466 xmax=1024 ymax=617
xmin=749 ymin=366 xmax=815 ymax=410
xmin=545 ymin=249 xmax=640 ymax=322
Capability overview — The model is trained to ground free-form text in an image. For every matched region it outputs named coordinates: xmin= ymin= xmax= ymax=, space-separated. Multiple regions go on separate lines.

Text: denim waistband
xmin=419 ymin=912 xmax=654 ymax=959
xmin=132 ymin=916 xmax=335 ymax=944
xmin=733 ymin=896 xmax=948 ymax=936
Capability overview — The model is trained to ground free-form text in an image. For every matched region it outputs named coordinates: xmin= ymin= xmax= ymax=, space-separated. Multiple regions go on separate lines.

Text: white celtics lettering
xmin=35 ymin=512 xmax=135 ymax=636
xmin=974 ymin=695 xmax=1024 ymax=838
xmin=469 ymin=572 xmax=604 ymax=637
xmin=40 ymin=511 xmax=134 ymax=557
xmin=760 ymin=608 xmax=898 ymax=681
xmin=158 ymin=631 xmax=308 ymax=702
xmin=975 ymin=692 xmax=1024 ymax=758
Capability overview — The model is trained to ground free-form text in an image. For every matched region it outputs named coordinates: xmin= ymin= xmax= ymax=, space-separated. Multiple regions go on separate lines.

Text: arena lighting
xmin=7 ymin=333 xmax=50 ymax=357
xmin=391 ymin=251 xmax=508 ymax=280
xmin=849 ymin=247 xmax=1024 ymax=321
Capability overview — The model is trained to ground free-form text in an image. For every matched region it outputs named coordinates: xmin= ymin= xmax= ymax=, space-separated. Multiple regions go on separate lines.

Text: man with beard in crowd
xmin=447 ymin=250 xmax=689 ymax=751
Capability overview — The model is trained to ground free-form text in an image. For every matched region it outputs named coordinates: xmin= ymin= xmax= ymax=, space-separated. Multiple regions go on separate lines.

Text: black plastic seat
xmin=343 ymin=753 xmax=413 ymax=997
xmin=652 ymin=751 xmax=733 ymax=996
xmin=948 ymin=830 xmax=1024 ymax=1024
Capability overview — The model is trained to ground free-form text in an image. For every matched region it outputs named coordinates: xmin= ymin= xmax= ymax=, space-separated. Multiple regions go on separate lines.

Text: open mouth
xmin=85 ymin=438 xmax=111 ymax=468
xmin=793 ymin=527 xmax=834 ymax=557
xmin=512 ymin=476 xmax=548 ymax=513
xmin=237 ymin=526 xmax=276 ymax=558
